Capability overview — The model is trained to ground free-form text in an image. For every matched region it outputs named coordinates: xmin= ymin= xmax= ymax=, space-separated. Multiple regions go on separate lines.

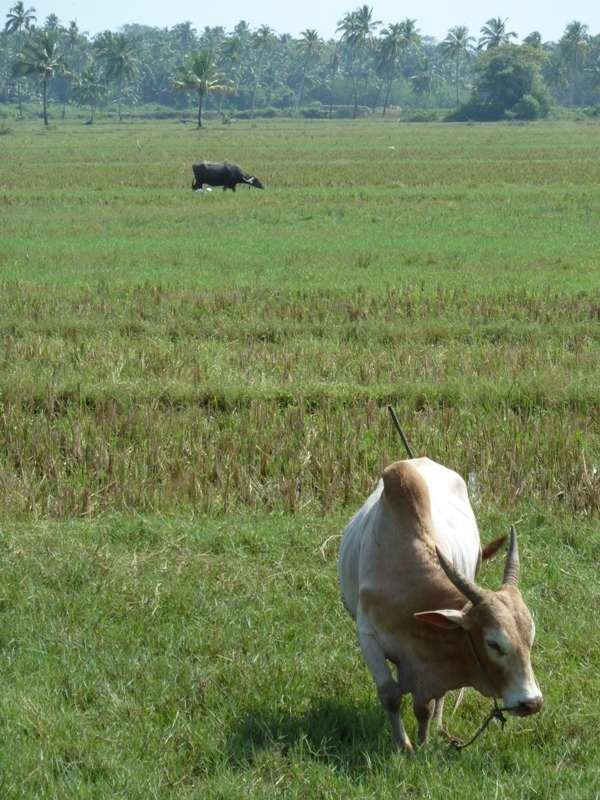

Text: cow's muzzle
xmin=506 ymin=695 xmax=544 ymax=716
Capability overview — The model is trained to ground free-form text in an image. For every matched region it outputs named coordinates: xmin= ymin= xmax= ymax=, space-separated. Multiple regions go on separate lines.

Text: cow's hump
xmin=382 ymin=461 xmax=431 ymax=522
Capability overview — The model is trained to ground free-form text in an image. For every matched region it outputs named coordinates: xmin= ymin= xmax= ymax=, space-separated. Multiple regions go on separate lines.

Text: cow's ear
xmin=414 ymin=609 xmax=465 ymax=629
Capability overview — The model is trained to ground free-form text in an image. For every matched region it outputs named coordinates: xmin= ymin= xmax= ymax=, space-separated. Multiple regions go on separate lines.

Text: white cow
xmin=338 ymin=457 xmax=543 ymax=751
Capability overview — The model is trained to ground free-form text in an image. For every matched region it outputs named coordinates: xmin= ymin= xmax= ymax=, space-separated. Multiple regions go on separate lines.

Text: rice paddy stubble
xmin=0 ymin=281 xmax=597 ymax=518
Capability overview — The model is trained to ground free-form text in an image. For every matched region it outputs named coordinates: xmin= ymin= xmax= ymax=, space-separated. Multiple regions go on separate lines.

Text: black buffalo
xmin=192 ymin=161 xmax=264 ymax=192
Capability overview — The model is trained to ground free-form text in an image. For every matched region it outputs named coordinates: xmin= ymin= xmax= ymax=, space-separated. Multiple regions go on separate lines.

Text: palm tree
xmin=218 ymin=35 xmax=244 ymax=112
xmin=171 ymin=21 xmax=197 ymax=54
xmin=5 ymin=2 xmax=37 ymax=118
xmin=372 ymin=18 xmax=421 ymax=115
xmin=4 ymin=1 xmax=36 ymax=36
xmin=260 ymin=58 xmax=285 ymax=107
xmin=199 ymin=26 xmax=225 ymax=59
xmin=11 ymin=29 xmax=74 ymax=125
xmin=233 ymin=20 xmax=251 ymax=39
xmin=376 ymin=24 xmax=404 ymax=115
xmin=294 ymin=29 xmax=323 ymax=110
xmin=337 ymin=5 xmax=381 ymax=118
xmin=441 ymin=26 xmax=475 ymax=104
xmin=327 ymin=44 xmax=341 ymax=118
xmin=72 ymin=65 xmax=106 ymax=123
xmin=172 ymin=50 xmax=234 ymax=127
xmin=396 ymin=18 xmax=421 ymax=52
xmin=94 ymin=31 xmax=139 ymax=121
xmin=60 ymin=20 xmax=84 ymax=118
xmin=523 ymin=31 xmax=543 ymax=48
xmin=44 ymin=13 xmax=60 ymax=31
xmin=396 ymin=19 xmax=421 ymax=82
xmin=583 ymin=37 xmax=600 ymax=103
xmin=544 ymin=55 xmax=570 ymax=103
xmin=250 ymin=24 xmax=276 ymax=117
xmin=559 ymin=21 xmax=590 ymax=106
xmin=478 ymin=18 xmax=517 ymax=50
xmin=410 ymin=56 xmax=443 ymax=106
xmin=138 ymin=27 xmax=178 ymax=105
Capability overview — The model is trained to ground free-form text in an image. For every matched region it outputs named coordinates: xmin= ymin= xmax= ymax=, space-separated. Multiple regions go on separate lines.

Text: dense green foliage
xmin=0 ymin=118 xmax=598 ymax=797
xmin=1 ymin=5 xmax=600 ymax=121
xmin=450 ymin=44 xmax=551 ymax=121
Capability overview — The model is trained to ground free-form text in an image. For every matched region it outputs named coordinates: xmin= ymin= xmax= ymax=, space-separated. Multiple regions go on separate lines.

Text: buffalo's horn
xmin=502 ymin=525 xmax=520 ymax=587
xmin=435 ymin=546 xmax=485 ymax=606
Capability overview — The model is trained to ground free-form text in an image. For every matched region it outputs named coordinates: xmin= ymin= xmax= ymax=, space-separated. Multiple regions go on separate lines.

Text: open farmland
xmin=0 ymin=118 xmax=598 ymax=798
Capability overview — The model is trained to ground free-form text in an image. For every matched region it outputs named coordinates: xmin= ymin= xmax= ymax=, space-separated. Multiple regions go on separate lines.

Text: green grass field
xmin=0 ymin=117 xmax=598 ymax=798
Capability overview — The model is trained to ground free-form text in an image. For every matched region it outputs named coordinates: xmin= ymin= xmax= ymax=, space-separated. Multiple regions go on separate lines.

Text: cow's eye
xmin=486 ymin=639 xmax=504 ymax=655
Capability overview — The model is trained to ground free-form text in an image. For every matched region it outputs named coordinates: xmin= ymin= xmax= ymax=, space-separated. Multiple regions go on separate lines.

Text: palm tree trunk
xmin=15 ymin=81 xmax=22 ymax=119
xmin=251 ymin=69 xmax=261 ymax=119
xmin=295 ymin=70 xmax=306 ymax=111
xmin=382 ymin=79 xmax=393 ymax=116
xmin=42 ymin=78 xmax=49 ymax=125
xmin=117 ymin=78 xmax=123 ymax=121
xmin=371 ymin=78 xmax=384 ymax=113
xmin=353 ymin=45 xmax=366 ymax=119
xmin=251 ymin=48 xmax=266 ymax=119
xmin=197 ymin=91 xmax=204 ymax=127
xmin=62 ymin=77 xmax=72 ymax=119
xmin=295 ymin=51 xmax=311 ymax=111
xmin=455 ymin=60 xmax=460 ymax=104
xmin=328 ymin=70 xmax=336 ymax=119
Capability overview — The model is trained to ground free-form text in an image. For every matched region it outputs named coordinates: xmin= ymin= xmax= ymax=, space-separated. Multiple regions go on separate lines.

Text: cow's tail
xmin=387 ymin=405 xmax=415 ymax=459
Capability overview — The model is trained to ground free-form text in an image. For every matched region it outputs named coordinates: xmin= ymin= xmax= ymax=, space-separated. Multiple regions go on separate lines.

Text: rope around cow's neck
xmin=446 ymin=631 xmax=508 ymax=750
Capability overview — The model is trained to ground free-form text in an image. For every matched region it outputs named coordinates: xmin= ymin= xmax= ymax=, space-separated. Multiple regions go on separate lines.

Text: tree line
xmin=1 ymin=2 xmax=599 ymax=126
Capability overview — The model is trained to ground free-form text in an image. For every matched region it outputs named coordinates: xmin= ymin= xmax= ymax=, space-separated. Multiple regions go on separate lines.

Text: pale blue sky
xmin=5 ymin=0 xmax=599 ymax=43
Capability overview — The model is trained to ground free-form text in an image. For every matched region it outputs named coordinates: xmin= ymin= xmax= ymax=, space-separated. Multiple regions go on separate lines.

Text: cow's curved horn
xmin=435 ymin=546 xmax=485 ymax=606
xmin=502 ymin=525 xmax=520 ymax=587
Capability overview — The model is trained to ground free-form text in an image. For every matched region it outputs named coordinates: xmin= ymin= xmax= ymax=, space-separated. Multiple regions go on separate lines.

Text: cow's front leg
xmin=357 ymin=627 xmax=412 ymax=751
xmin=433 ymin=696 xmax=445 ymax=726
xmin=413 ymin=697 xmax=435 ymax=746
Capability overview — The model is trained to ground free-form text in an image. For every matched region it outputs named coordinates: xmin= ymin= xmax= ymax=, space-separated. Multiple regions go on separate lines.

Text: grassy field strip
xmin=2 ymin=189 xmax=599 ymax=291
xmin=0 ymin=513 xmax=597 ymax=798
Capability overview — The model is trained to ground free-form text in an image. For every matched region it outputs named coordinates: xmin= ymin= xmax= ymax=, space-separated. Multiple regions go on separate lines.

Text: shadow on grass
xmin=226 ymin=694 xmax=393 ymax=775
